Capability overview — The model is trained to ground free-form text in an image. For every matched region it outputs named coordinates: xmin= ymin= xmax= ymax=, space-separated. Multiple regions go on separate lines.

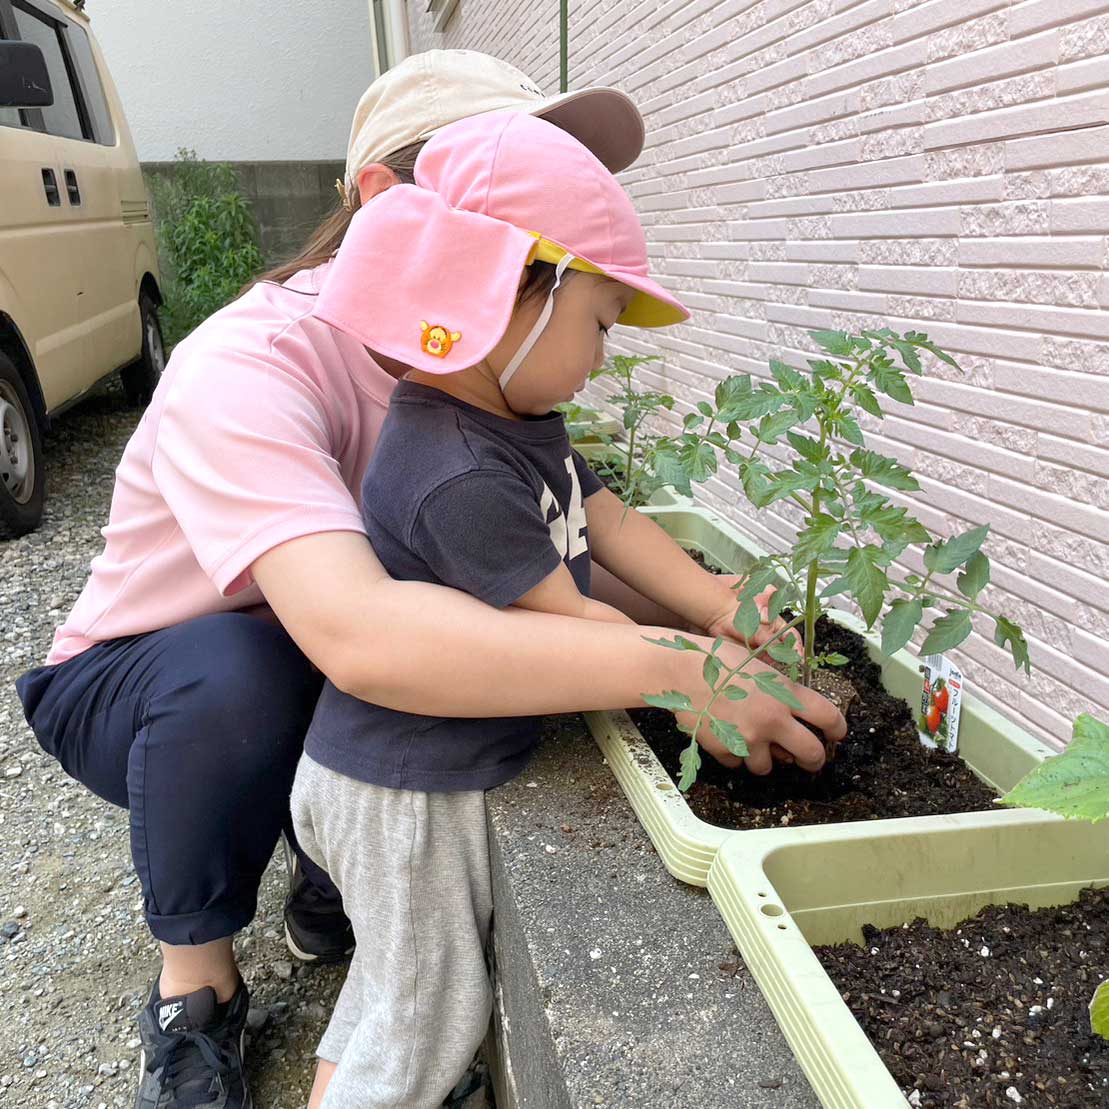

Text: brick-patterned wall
xmin=407 ymin=0 xmax=1109 ymax=749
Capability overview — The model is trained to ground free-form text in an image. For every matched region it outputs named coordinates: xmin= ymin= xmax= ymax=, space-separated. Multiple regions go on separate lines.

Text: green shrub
xmin=147 ymin=149 xmax=264 ymax=347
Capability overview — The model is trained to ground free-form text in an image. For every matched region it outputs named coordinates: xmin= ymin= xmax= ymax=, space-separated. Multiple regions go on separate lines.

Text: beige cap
xmin=343 ymin=49 xmax=644 ymax=195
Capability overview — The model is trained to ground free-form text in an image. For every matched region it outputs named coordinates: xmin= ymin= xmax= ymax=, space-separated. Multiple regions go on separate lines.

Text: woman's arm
xmin=252 ymin=530 xmax=845 ymax=774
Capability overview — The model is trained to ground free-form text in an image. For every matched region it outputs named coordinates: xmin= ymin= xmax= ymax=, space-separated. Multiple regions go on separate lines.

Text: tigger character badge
xmin=420 ymin=320 xmax=462 ymax=358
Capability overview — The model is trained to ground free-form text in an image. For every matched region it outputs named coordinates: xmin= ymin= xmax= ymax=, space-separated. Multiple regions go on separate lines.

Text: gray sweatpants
xmin=290 ymin=754 xmax=494 ymax=1108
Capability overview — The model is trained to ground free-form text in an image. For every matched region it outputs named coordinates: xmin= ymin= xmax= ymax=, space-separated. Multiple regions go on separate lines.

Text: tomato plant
xmin=641 ymin=328 xmax=1031 ymax=790
xmin=1001 ymin=714 xmax=1109 ymax=1041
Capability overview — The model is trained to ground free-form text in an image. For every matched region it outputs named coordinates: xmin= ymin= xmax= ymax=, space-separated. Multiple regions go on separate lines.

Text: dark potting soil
xmin=816 ymin=886 xmax=1109 ymax=1107
xmin=631 ymin=552 xmax=999 ymax=828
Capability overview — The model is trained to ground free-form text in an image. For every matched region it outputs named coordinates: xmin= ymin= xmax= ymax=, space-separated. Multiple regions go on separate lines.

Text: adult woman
xmin=15 ymin=50 xmax=845 ymax=1108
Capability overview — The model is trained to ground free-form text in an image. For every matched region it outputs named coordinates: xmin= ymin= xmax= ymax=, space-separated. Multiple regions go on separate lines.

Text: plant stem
xmin=683 ymin=613 xmax=809 ymax=754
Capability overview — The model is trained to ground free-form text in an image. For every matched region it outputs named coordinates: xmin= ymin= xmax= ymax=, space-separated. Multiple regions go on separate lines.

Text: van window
xmin=66 ymin=22 xmax=114 ymax=145
xmin=12 ymin=1 xmax=85 ymax=140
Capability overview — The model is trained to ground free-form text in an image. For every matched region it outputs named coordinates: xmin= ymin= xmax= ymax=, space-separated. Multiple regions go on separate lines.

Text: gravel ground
xmin=0 ymin=382 xmax=356 ymax=1107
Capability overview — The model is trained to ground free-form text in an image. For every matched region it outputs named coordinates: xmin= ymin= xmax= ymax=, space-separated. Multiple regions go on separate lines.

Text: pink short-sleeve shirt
xmin=45 ymin=262 xmax=396 ymax=666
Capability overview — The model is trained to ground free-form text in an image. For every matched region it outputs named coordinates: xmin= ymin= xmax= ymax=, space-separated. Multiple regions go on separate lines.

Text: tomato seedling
xmin=641 ymin=328 xmax=1031 ymax=790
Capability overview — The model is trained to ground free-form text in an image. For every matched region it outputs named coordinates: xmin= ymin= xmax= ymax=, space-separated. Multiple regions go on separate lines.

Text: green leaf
xmin=923 ymin=525 xmax=990 ymax=574
xmin=769 ymin=359 xmax=805 ymax=391
xmin=957 ymin=551 xmax=991 ymax=600
xmin=852 ymin=382 xmax=883 ymax=418
xmin=642 ymin=690 xmax=694 ymax=712
xmin=767 ymin=639 xmax=803 ymax=666
xmin=735 ymin=562 xmax=779 ymax=600
xmin=890 ymin=340 xmax=922 ymax=375
xmin=786 ymin=431 xmax=826 ymax=463
xmin=652 ymin=448 xmax=694 ymax=497
xmin=809 ymin=329 xmax=854 ymax=358
xmin=764 ymin=468 xmax=820 ymax=503
xmin=677 ymin=740 xmax=702 ymax=792
xmin=823 ymin=652 xmax=849 ymax=666
xmin=837 ymin=415 xmax=866 ymax=446
xmin=715 ymin=375 xmax=787 ymax=422
xmin=642 ymin=635 xmax=703 ymax=652
xmin=703 ymin=654 xmax=721 ymax=687
xmin=850 ymin=449 xmax=920 ymax=492
xmin=821 ymin=574 xmax=852 ymax=600
xmin=871 ymin=359 xmax=914 ymax=403
xmin=710 ymin=716 xmax=749 ymax=757
xmin=1090 ymin=980 xmax=1109 ymax=1041
xmin=722 ymin=684 xmax=748 ymax=701
xmin=733 ymin=592 xmax=762 ymax=640
xmin=793 ymin=514 xmax=842 ymax=568
xmin=881 ymin=597 xmax=923 ymax=656
xmin=994 ymin=616 xmax=1031 ymax=675
xmin=766 ymin=585 xmax=791 ymax=622
xmin=756 ymin=407 xmax=800 ymax=444
xmin=753 ymin=671 xmax=804 ymax=710
xmin=919 ymin=608 xmax=973 ymax=655
xmin=741 ymin=460 xmax=775 ymax=507
xmin=859 ymin=502 xmax=931 ymax=545
xmin=807 ymin=358 xmax=843 ymax=382
xmin=905 ymin=331 xmax=961 ymax=370
xmin=789 ymin=389 xmax=822 ymax=424
xmin=1000 ymin=714 xmax=1109 ymax=823
xmin=846 ymin=546 xmax=890 ymax=628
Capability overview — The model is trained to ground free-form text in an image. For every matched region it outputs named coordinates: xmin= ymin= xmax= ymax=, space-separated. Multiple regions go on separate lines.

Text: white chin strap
xmin=498 ymin=252 xmax=576 ymax=393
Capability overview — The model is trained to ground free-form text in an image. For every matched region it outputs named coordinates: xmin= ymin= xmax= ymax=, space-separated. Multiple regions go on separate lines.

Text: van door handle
xmin=64 ymin=169 xmax=81 ymax=205
xmin=41 ymin=168 xmax=61 ymax=206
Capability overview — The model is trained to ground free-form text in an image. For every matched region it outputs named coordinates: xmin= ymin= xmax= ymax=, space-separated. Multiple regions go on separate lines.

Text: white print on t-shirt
xmin=539 ymin=455 xmax=588 ymax=562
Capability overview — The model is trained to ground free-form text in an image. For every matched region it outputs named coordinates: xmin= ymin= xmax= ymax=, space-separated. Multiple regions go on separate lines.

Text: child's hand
xmin=703 ymin=577 xmax=803 ymax=653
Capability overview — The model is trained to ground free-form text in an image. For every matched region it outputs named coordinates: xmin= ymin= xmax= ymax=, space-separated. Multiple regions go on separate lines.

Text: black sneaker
xmin=282 ymin=835 xmax=355 ymax=963
xmin=135 ymin=980 xmax=251 ymax=1108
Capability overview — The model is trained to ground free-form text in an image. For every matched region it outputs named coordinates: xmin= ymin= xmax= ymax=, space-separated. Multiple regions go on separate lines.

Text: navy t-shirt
xmin=303 ymin=379 xmax=603 ymax=792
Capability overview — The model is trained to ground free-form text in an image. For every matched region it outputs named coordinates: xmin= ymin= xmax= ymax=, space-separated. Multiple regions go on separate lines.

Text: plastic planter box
xmin=584 ymin=506 xmax=1058 ymax=887
xmin=707 ymin=811 xmax=1109 ymax=1108
xmin=567 ymin=416 xmax=624 ymax=443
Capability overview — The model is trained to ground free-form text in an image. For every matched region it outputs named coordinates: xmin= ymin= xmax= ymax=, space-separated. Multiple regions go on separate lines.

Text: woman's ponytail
xmin=239 ymin=138 xmax=426 ymax=294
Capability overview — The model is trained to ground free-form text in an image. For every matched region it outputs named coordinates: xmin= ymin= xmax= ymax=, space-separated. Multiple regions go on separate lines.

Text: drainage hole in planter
xmin=760 ymin=903 xmax=784 ymax=918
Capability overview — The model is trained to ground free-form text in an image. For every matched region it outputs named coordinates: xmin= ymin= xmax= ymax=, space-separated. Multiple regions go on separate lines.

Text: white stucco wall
xmin=88 ymin=0 xmax=374 ymax=161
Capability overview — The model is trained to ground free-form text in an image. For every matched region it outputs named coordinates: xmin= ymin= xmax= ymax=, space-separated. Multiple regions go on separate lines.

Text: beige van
xmin=1 ymin=0 xmax=162 ymax=538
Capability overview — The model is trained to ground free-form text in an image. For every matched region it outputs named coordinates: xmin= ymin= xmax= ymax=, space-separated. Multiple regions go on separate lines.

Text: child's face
xmin=492 ymin=272 xmax=635 ymax=415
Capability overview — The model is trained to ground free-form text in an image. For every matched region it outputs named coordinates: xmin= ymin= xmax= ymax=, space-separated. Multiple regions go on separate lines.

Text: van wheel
xmin=0 ymin=353 xmax=46 ymax=539
xmin=121 ymin=295 xmax=165 ymax=407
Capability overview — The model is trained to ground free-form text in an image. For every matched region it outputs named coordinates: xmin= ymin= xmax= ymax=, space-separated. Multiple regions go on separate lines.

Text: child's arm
xmin=511 ymin=562 xmax=636 ymax=625
xmin=584 ymin=486 xmax=796 ymax=646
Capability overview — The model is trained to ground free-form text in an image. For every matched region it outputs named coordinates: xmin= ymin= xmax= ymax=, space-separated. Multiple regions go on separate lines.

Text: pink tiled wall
xmin=407 ymin=0 xmax=1109 ymax=749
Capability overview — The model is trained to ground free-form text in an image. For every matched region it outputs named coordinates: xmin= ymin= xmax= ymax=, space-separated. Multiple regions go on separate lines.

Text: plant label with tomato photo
xmin=919 ymin=654 xmax=963 ymax=754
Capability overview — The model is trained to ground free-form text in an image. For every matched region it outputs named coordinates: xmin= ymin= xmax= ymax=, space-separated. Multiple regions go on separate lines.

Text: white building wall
xmin=407 ymin=0 xmax=1109 ymax=749
xmin=89 ymin=0 xmax=374 ymax=161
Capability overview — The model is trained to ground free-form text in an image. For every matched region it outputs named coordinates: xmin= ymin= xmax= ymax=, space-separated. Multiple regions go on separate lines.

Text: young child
xmin=290 ymin=110 xmax=769 ymax=1107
